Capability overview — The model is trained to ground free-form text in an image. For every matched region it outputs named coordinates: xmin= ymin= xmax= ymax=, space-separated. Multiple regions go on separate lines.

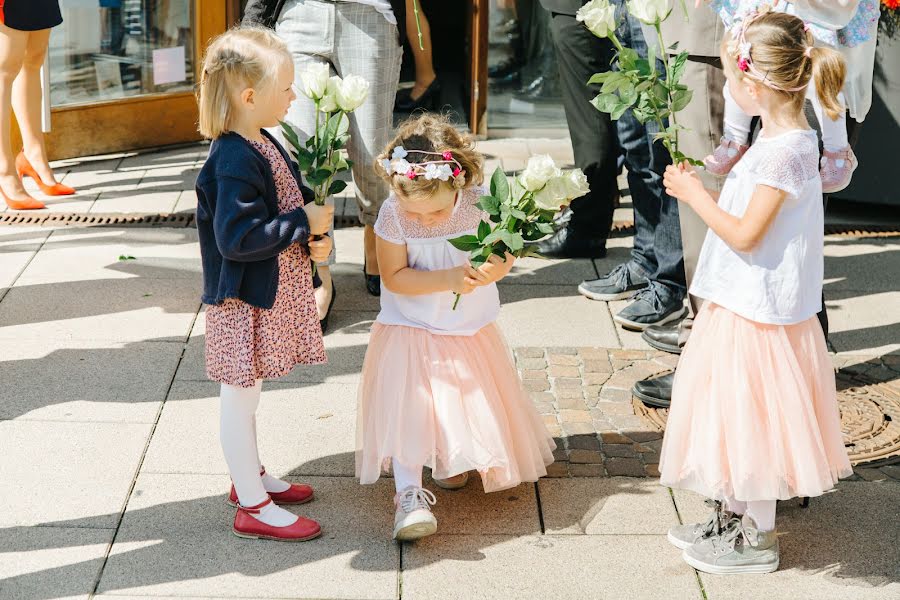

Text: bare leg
xmin=405 ymin=0 xmax=436 ymax=99
xmin=364 ymin=224 xmax=379 ymax=276
xmin=314 ymin=265 xmax=333 ymax=320
xmin=12 ymin=28 xmax=58 ymax=185
xmin=0 ymin=23 xmax=41 ymax=208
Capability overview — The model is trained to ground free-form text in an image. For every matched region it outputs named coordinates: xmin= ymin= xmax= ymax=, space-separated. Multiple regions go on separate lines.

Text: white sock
xmin=745 ymin=500 xmax=777 ymax=532
xmin=722 ymin=83 xmax=753 ymax=145
xmin=724 ymin=496 xmax=747 ymax=516
xmin=808 ymin=83 xmax=849 ymax=152
xmin=254 ymin=500 xmax=300 ymax=527
xmin=392 ymin=458 xmax=423 ymax=494
xmin=249 ymin=413 xmax=291 ymax=494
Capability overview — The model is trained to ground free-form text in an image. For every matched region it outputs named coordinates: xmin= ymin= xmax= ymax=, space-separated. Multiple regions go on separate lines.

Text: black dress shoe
xmin=530 ymin=226 xmax=607 ymax=259
xmin=514 ymin=76 xmax=560 ymax=103
xmin=489 ymin=57 xmax=521 ymax=79
xmin=395 ymin=78 xmax=441 ymax=112
xmin=319 ymin=285 xmax=337 ymax=335
xmin=641 ymin=323 xmax=683 ymax=354
xmin=365 ymin=273 xmax=381 ymax=296
xmin=632 ymin=372 xmax=674 ymax=409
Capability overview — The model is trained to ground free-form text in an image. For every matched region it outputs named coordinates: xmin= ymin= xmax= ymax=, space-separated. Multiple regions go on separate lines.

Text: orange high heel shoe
xmin=0 ymin=183 xmax=45 ymax=210
xmin=15 ymin=151 xmax=76 ymax=196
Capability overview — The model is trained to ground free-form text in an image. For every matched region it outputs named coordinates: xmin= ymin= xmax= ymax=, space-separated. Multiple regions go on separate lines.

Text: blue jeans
xmin=612 ymin=1 xmax=686 ymax=304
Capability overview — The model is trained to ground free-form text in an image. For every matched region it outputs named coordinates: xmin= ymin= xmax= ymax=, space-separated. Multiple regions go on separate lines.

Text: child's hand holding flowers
xmin=469 ymin=253 xmax=517 ymax=286
xmin=308 ymin=235 xmax=333 ymax=263
xmin=663 ymin=163 xmax=706 ymax=204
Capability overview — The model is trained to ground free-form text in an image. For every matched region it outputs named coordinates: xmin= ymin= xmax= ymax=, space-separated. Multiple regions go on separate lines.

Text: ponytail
xmin=810 ymin=46 xmax=846 ymax=121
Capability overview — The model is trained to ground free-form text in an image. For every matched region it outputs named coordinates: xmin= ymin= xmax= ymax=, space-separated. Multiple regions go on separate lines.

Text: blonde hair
xmin=197 ymin=27 xmax=291 ymax=139
xmin=722 ymin=10 xmax=846 ymax=120
xmin=375 ymin=114 xmax=484 ymax=200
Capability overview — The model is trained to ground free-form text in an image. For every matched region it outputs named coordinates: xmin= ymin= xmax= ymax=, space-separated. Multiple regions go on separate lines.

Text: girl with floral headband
xmin=355 ymin=114 xmax=555 ymax=541
xmin=703 ymin=0 xmax=880 ymax=192
xmin=658 ymin=10 xmax=852 ymax=574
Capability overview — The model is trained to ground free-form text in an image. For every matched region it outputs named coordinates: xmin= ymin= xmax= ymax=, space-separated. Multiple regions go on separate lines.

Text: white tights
xmin=724 ymin=496 xmax=777 ymax=532
xmin=392 ymin=458 xmax=423 ymax=493
xmin=219 ymin=381 xmax=296 ymax=527
xmin=722 ymin=82 xmax=848 ymax=152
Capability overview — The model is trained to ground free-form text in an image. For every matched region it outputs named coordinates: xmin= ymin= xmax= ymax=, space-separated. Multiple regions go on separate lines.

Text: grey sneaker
xmin=578 ymin=264 xmax=649 ymax=301
xmin=682 ymin=515 xmax=780 ymax=575
xmin=614 ymin=289 xmax=688 ymax=331
xmin=668 ymin=499 xmax=733 ymax=550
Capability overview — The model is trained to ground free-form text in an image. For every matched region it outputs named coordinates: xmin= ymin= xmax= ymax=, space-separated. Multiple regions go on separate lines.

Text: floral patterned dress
xmin=205 ymin=138 xmax=327 ymax=388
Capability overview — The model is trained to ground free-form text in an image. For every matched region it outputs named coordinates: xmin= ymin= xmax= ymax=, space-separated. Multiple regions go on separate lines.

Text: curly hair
xmin=375 ymin=114 xmax=485 ymax=200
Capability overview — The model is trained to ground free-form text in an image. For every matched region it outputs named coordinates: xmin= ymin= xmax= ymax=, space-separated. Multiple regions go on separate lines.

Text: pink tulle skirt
xmin=659 ymin=303 xmax=852 ymax=502
xmin=356 ymin=322 xmax=556 ymax=493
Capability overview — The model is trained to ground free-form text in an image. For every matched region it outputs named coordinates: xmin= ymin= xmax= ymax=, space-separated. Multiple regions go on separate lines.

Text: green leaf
xmin=536 ymin=221 xmax=555 ymax=235
xmin=672 ymin=88 xmax=693 ymax=112
xmin=448 ymin=234 xmax=482 ymax=252
xmin=477 ymin=219 xmax=491 ymax=241
xmin=591 ymin=93 xmax=620 ymax=114
xmin=510 ymin=208 xmax=528 ymax=221
xmin=489 ymin=167 xmax=510 ymax=202
xmin=118 ymin=255 xmax=136 ymax=261
xmin=610 ymin=103 xmax=630 ymax=120
xmin=587 ymin=72 xmax=612 ymax=85
xmin=635 ymin=58 xmax=653 ymax=77
xmin=296 ymin=151 xmax=314 ymax=173
xmin=635 ymin=80 xmax=653 ymax=93
xmin=498 ymin=230 xmax=524 ymax=252
xmin=619 ymin=48 xmax=639 ymax=70
xmin=671 ymin=51 xmax=689 ymax=83
xmin=619 ymin=82 xmax=638 ymax=105
xmin=477 ymin=195 xmax=502 ymax=216
xmin=328 ymin=180 xmax=348 ymax=196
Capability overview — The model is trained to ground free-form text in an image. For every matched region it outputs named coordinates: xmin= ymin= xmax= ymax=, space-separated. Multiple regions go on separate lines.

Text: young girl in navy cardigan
xmin=195 ymin=27 xmax=333 ymax=542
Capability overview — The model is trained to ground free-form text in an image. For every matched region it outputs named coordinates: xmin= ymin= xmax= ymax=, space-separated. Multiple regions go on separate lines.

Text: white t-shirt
xmin=373 ymin=186 xmax=500 ymax=336
xmin=690 ymin=129 xmax=824 ymax=325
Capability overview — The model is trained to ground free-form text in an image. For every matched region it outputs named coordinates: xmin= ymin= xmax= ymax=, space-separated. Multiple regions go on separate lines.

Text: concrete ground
xmin=1 ymin=141 xmax=898 ymax=600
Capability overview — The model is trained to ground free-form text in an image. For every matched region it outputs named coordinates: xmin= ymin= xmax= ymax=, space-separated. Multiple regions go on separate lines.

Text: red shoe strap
xmin=238 ymin=496 xmax=273 ymax=514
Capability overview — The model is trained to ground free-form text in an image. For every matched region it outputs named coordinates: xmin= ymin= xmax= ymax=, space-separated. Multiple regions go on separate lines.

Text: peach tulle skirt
xmin=356 ymin=322 xmax=556 ymax=493
xmin=659 ymin=303 xmax=852 ymax=502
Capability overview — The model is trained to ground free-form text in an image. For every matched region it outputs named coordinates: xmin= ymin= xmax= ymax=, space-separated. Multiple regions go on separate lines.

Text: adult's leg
xmin=0 ymin=23 xmax=41 ymax=208
xmin=334 ymin=3 xmax=403 ymax=276
xmin=547 ymin=11 xmax=617 ymax=239
xmin=12 ymin=29 xmax=58 ymax=185
xmin=404 ymin=0 xmax=436 ymax=97
xmin=276 ymin=0 xmax=337 ymax=314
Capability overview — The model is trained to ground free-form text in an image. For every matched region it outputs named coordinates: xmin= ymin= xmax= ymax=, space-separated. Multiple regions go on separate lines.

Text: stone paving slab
xmin=424 ymin=480 xmax=541 ymax=536
xmin=538 ymin=478 xmax=678 ymax=535
xmin=0 ymin=338 xmax=182 ymax=423
xmin=142 ymin=381 xmax=359 ymax=478
xmin=401 ymin=534 xmax=702 ymax=600
xmin=0 ymin=227 xmax=49 ymax=291
xmin=0 ymin=420 xmax=152 ymax=527
xmin=827 ymin=291 xmax=900 ymax=356
xmin=97 ymin=473 xmax=400 ymax=599
xmin=0 ymin=526 xmax=113 ymax=600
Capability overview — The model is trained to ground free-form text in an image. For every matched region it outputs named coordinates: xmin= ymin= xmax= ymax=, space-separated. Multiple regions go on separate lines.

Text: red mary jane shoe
xmin=232 ymin=497 xmax=322 ymax=542
xmin=226 ymin=468 xmax=314 ymax=507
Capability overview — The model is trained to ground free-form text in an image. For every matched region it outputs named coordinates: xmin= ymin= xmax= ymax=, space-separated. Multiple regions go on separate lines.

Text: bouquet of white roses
xmin=448 ymin=155 xmax=590 ymax=309
xmin=281 ymin=64 xmax=370 ymax=205
xmin=578 ymin=0 xmax=700 ymax=165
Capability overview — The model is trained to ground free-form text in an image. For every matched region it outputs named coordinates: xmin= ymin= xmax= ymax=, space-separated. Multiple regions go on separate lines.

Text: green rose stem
xmin=413 ymin=0 xmax=425 ymax=51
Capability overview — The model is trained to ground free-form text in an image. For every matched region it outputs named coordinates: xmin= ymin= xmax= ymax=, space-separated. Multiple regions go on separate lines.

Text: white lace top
xmin=373 ymin=185 xmax=500 ymax=336
xmin=690 ymin=129 xmax=825 ymax=325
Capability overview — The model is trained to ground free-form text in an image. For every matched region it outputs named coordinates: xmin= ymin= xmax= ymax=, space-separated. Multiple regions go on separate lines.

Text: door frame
xmin=23 ymin=0 xmax=229 ymax=160
xmin=467 ymin=0 xmax=488 ymax=136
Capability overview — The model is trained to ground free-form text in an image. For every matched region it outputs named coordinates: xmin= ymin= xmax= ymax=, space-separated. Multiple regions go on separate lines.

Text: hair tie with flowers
xmin=381 ymin=146 xmax=465 ymax=182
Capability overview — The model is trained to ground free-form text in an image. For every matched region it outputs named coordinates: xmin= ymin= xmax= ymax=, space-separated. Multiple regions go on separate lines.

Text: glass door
xmin=35 ymin=0 xmax=228 ymax=160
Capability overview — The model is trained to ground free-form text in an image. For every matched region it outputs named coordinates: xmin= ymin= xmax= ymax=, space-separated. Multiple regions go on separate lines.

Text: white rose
xmin=335 ymin=74 xmax=369 ymax=112
xmin=627 ymin=0 xmax=672 ymax=25
xmin=562 ymin=169 xmax=590 ymax=199
xmin=317 ymin=76 xmax=341 ymax=113
xmin=520 ymin=154 xmax=561 ymax=192
xmin=576 ymin=0 xmax=617 ymax=39
xmin=299 ymin=62 xmax=330 ymax=100
xmin=533 ymin=176 xmax=570 ymax=211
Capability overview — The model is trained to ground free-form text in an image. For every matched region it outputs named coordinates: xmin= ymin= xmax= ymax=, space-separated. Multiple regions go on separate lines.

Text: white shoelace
xmin=396 ymin=487 xmax=437 ymax=514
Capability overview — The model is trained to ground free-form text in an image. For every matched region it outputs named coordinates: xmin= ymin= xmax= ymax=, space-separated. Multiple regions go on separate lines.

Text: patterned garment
xmin=205 ymin=138 xmax=327 ymax=388
xmin=710 ymin=0 xmax=878 ymax=47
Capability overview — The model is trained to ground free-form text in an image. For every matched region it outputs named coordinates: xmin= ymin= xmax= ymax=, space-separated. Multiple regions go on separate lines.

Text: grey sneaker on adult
xmin=683 ymin=515 xmax=780 ymax=575
xmin=614 ymin=289 xmax=688 ymax=331
xmin=578 ymin=263 xmax=649 ymax=301
xmin=668 ymin=499 xmax=733 ymax=550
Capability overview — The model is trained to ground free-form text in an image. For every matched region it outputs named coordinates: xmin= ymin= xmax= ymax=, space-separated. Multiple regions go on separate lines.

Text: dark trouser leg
xmin=548 ymin=12 xmax=617 ymax=239
xmin=614 ymin=4 xmax=684 ymax=300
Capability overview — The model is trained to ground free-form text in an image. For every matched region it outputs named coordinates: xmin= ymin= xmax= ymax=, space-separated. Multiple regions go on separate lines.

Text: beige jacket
xmin=659 ymin=4 xmax=726 ymax=59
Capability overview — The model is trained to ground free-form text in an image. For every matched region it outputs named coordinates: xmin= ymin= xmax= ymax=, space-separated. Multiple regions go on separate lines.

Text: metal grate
xmin=0 ymin=212 xmax=196 ymax=228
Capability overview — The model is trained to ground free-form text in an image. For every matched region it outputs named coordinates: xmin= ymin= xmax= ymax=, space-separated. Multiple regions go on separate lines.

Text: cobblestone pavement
xmin=517 ymin=347 xmax=900 ymax=481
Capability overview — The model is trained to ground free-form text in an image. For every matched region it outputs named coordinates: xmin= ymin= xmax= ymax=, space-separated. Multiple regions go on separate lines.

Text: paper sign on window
xmin=152 ymin=46 xmax=187 ymax=86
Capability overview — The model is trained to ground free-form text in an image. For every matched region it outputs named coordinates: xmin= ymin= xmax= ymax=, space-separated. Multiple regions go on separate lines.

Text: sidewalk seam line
xmin=88 ymin=307 xmax=199 ymax=599
xmin=0 ymin=230 xmax=51 ymax=304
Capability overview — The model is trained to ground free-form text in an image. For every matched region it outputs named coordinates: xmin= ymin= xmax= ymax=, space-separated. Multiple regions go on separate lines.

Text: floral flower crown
xmin=731 ymin=9 xmax=811 ymax=93
xmin=380 ymin=146 xmax=465 ymax=182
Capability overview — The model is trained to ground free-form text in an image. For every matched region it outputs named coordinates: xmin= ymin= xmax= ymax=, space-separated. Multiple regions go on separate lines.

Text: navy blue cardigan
xmin=196 ymin=130 xmax=313 ymax=309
